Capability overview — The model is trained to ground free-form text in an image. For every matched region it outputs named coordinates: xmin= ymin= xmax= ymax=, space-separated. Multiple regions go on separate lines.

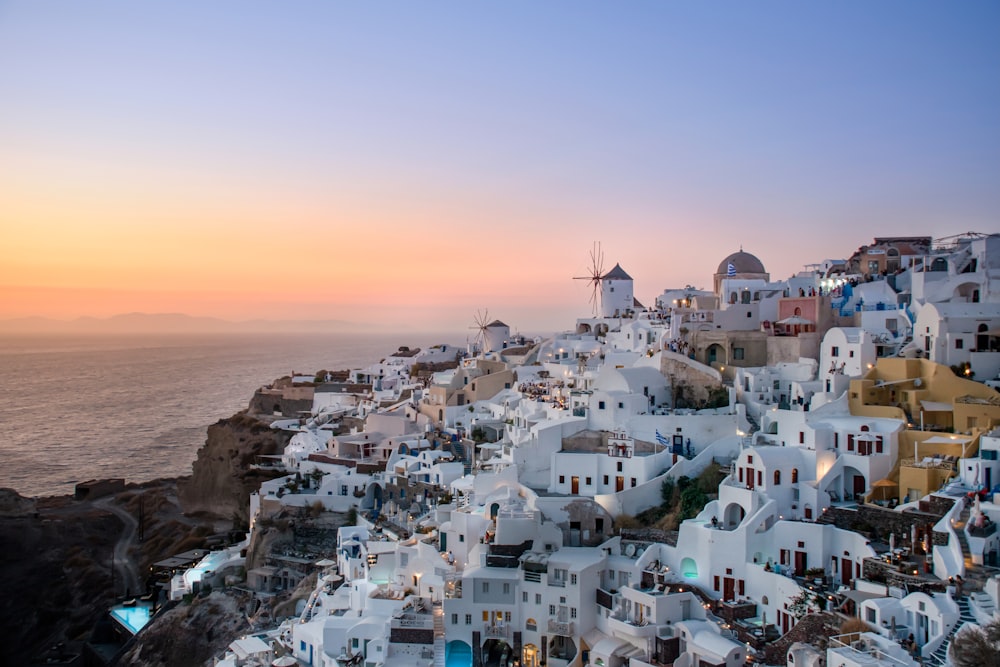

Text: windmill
xmin=574 ymin=242 xmax=605 ymax=316
xmin=469 ymin=309 xmax=491 ymax=353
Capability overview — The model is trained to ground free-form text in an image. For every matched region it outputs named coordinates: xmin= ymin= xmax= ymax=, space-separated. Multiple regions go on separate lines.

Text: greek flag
xmin=727 ymin=262 xmax=736 ymax=276
xmin=655 ymin=429 xmax=670 ymax=448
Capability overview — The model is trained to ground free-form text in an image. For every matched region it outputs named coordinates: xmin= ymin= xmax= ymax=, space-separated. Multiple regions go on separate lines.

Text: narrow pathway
xmin=94 ymin=496 xmax=142 ymax=598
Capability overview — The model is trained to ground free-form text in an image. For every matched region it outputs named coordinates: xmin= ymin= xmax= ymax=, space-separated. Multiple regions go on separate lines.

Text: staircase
xmin=433 ymin=601 xmax=446 ymax=667
xmin=924 ymin=595 xmax=975 ymax=667
xmin=451 ymin=441 xmax=472 ymax=475
xmin=955 ymin=504 xmax=973 ymax=566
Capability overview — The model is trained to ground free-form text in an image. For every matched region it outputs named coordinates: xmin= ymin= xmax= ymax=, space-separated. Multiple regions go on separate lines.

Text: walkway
xmin=94 ymin=496 xmax=142 ymax=598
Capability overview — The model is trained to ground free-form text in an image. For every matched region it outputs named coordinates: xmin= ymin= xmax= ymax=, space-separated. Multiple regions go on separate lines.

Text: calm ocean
xmin=0 ymin=332 xmax=452 ymax=498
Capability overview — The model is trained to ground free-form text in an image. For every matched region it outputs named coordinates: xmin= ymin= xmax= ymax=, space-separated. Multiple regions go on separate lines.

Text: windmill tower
xmin=574 ymin=242 xmax=605 ymax=317
xmin=601 ymin=263 xmax=634 ymax=318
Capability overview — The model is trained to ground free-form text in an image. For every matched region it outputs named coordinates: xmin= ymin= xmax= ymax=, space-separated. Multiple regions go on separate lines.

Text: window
xmin=791 ymin=468 xmax=799 ymax=483
xmin=956 ymin=339 xmax=964 ymax=349
xmin=559 ymin=475 xmax=565 ymax=484
xmin=774 ymin=470 xmax=781 ymax=485
xmin=536 ymin=593 xmax=541 ymax=604
xmin=585 ymin=477 xmax=592 ymax=485
xmin=618 ymin=402 xmax=624 ymax=409
xmin=799 ymin=432 xmax=804 ymax=444
xmin=571 ymin=607 xmax=578 ymax=618
xmin=459 ymin=534 xmax=465 ymax=542
xmin=603 ymin=475 xmax=609 ymax=485
xmin=465 ymin=614 xmax=472 ymax=625
xmin=482 ymin=582 xmax=489 ymax=593
xmin=522 ymin=592 xmax=528 ymax=603
xmin=549 ymin=605 xmax=556 ymax=615
xmin=631 ymin=478 xmax=637 ymax=487
xmin=598 ymin=401 xmax=606 ymax=410
xmin=617 ymin=462 xmax=623 ymax=472
xmin=483 ymin=611 xmax=489 ymax=621
xmin=733 ymin=347 xmax=745 ymax=360
xmin=831 ymin=346 xmax=840 ymax=357
xmin=452 ymin=613 xmax=458 ymax=624
xmin=503 ymin=583 xmax=510 ymax=594
xmin=571 ymin=574 xmax=577 ymax=585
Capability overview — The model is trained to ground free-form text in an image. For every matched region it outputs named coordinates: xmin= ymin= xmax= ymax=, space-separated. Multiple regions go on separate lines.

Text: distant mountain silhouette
xmin=0 ymin=312 xmax=374 ymax=334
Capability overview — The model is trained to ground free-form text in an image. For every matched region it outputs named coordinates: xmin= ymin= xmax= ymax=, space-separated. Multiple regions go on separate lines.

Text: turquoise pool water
xmin=446 ymin=641 xmax=472 ymax=667
xmin=110 ymin=601 xmax=153 ymax=634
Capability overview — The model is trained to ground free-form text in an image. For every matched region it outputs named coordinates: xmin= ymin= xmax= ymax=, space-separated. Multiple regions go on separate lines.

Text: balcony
xmin=608 ymin=614 xmax=657 ymax=638
xmin=548 ymin=619 xmax=574 ymax=635
xmin=483 ymin=623 xmax=511 ymax=640
xmin=548 ymin=577 xmax=567 ymax=588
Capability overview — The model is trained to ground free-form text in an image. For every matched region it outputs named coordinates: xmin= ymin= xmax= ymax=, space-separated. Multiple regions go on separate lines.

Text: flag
xmin=727 ymin=262 xmax=736 ymax=276
xmin=655 ymin=429 xmax=670 ymax=448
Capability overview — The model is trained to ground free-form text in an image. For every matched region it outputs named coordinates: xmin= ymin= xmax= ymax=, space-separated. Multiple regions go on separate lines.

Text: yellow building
xmin=849 ymin=358 xmax=1000 ymax=502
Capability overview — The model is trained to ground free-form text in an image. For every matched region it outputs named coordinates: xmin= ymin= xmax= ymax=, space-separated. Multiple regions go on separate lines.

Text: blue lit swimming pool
xmin=110 ymin=601 xmax=153 ymax=634
xmin=446 ymin=641 xmax=472 ymax=667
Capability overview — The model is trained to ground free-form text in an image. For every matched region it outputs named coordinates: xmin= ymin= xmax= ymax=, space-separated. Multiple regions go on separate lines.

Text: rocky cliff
xmin=178 ymin=412 xmax=291 ymax=524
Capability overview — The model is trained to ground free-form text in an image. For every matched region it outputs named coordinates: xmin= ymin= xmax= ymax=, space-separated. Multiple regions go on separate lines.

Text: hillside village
xmin=142 ymin=234 xmax=1000 ymax=667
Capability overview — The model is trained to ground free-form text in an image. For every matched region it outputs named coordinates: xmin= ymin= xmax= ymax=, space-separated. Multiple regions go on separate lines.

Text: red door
xmin=794 ymin=551 xmax=807 ymax=577
xmin=723 ymin=577 xmax=735 ymax=601
xmin=841 ymin=558 xmax=853 ymax=585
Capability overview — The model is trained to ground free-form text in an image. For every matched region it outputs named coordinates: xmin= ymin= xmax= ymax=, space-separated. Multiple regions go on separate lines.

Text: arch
xmin=723 ymin=502 xmax=746 ymax=529
xmin=489 ymin=502 xmax=500 ymax=520
xmin=978 ymin=323 xmax=990 ymax=351
xmin=753 ymin=291 xmax=761 ymax=301
xmin=707 ymin=343 xmax=726 ymax=365
xmin=577 ymin=323 xmax=592 ymax=334
xmin=522 ymin=644 xmax=540 ymax=667
xmin=794 ymin=307 xmax=802 ymax=316
xmin=446 ymin=641 xmax=473 ymax=667
xmin=729 ymin=292 xmax=738 ymax=305
xmin=773 ymin=470 xmax=781 ymax=486
xmin=741 ymin=290 xmax=751 ymax=304
xmin=860 ymin=424 xmax=870 ymax=432
xmin=680 ymin=557 xmax=698 ymax=579
xmin=791 ymin=468 xmax=799 ymax=484
xmin=930 ymin=257 xmax=948 ymax=272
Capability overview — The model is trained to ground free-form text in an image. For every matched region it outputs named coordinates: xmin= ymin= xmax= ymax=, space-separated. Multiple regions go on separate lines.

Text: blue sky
xmin=1 ymin=1 xmax=998 ymax=330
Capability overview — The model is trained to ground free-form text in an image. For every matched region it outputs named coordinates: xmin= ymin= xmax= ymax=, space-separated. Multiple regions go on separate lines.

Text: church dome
xmin=717 ymin=250 xmax=766 ymax=275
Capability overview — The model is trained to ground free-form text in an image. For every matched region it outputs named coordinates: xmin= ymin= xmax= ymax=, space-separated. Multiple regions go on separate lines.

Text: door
xmin=854 ymin=475 xmax=866 ymax=497
xmin=987 ymin=467 xmax=993 ymax=492
xmin=794 ymin=551 xmax=807 ymax=577
xmin=571 ymin=477 xmax=579 ymax=494
xmin=841 ymin=558 xmax=853 ymax=585
xmin=616 ymin=476 xmax=624 ymax=492
xmin=723 ymin=577 xmax=735 ymax=601
xmin=746 ymin=468 xmax=755 ymax=490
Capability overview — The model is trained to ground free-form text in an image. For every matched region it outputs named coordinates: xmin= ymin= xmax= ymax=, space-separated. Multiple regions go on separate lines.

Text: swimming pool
xmin=446 ymin=641 xmax=472 ymax=667
xmin=110 ymin=601 xmax=153 ymax=635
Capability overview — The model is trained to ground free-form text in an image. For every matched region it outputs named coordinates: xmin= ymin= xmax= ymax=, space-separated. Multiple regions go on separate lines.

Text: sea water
xmin=0 ymin=332 xmax=451 ymax=497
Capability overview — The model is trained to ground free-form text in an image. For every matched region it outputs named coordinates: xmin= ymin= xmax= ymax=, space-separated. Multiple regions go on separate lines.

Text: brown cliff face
xmin=177 ymin=412 xmax=291 ymax=523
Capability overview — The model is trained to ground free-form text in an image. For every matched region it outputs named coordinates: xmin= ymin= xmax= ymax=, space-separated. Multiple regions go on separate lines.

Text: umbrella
xmin=272 ymin=657 xmax=298 ymax=667
xmin=776 ymin=315 xmax=814 ymax=326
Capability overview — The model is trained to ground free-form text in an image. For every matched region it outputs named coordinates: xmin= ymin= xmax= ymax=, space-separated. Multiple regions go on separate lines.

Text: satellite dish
xmin=624 ymin=543 xmax=636 ymax=557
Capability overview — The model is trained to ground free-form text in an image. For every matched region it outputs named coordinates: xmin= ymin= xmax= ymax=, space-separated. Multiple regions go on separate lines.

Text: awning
xmin=920 ymin=400 xmax=953 ymax=412
xmin=841 ymin=589 xmax=884 ymax=605
xmin=777 ymin=315 xmax=814 ymax=325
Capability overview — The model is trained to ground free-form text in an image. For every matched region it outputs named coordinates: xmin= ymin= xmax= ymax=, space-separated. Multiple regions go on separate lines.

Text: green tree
xmin=950 ymin=619 xmax=1000 ymax=667
xmin=661 ymin=478 xmax=676 ymax=506
xmin=679 ymin=485 xmax=707 ymax=520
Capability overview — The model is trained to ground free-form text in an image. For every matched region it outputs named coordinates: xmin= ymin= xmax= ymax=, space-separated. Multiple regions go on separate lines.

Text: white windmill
xmin=469 ymin=309 xmax=491 ymax=354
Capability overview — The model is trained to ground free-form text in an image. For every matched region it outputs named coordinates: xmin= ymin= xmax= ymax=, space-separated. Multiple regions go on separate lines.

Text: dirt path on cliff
xmin=94 ymin=496 xmax=142 ymax=598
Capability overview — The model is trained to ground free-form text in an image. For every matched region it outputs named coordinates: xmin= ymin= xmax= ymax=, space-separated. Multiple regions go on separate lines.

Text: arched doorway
xmin=707 ymin=344 xmax=726 ymax=365
xmin=680 ymin=557 xmax=698 ymax=579
xmin=522 ymin=644 xmax=539 ymax=667
xmin=723 ymin=502 xmax=746 ymax=529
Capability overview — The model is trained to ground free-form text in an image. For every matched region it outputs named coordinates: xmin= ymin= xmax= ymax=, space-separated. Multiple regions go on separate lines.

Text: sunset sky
xmin=1 ymin=2 xmax=998 ymax=333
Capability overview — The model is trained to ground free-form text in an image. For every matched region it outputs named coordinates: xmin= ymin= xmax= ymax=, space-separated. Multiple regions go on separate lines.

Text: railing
xmin=548 ymin=619 xmax=574 ymax=635
xmin=549 ymin=578 xmax=566 ymax=587
xmin=483 ymin=623 xmax=511 ymax=639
